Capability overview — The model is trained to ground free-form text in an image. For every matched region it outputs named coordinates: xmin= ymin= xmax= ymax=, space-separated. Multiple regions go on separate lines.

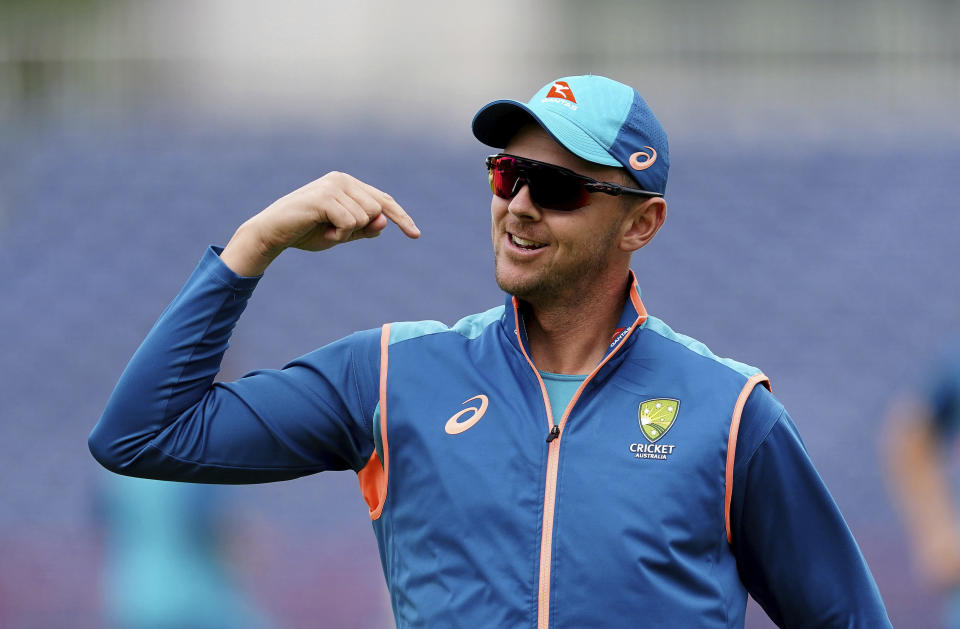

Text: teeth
xmin=511 ymin=234 xmax=545 ymax=248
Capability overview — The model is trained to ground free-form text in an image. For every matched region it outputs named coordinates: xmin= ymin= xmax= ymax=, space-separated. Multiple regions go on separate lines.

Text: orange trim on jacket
xmin=724 ymin=373 xmax=771 ymax=543
xmin=357 ymin=323 xmax=392 ymax=520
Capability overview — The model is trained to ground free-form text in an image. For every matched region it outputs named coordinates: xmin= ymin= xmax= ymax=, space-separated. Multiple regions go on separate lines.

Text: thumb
xmin=325 ymin=225 xmax=356 ymax=241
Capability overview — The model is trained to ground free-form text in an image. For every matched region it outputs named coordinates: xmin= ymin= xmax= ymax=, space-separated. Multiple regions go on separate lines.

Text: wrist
xmin=220 ymin=222 xmax=280 ymax=277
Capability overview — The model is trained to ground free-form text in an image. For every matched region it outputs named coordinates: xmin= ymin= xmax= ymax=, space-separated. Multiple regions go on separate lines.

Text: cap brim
xmin=472 ymin=100 xmax=620 ymax=167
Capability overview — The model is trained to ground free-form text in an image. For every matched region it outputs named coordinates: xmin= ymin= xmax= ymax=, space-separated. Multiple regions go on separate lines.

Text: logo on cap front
xmin=629 ymin=147 xmax=657 ymax=171
xmin=545 ymin=81 xmax=577 ymax=104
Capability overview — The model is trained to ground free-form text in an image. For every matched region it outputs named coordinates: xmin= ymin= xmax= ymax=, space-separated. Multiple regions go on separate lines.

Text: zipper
xmin=510 ymin=311 xmax=559 ymax=629
xmin=512 ymin=297 xmax=647 ymax=629
xmin=546 ymin=425 xmax=560 ymax=442
xmin=538 ymin=433 xmax=562 ymax=629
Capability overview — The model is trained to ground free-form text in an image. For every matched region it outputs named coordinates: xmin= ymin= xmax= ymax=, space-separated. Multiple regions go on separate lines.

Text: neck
xmin=522 ymin=272 xmax=631 ymax=375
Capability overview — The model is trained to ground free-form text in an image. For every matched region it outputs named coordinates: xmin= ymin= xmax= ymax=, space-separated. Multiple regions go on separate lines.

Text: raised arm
xmin=89 ymin=172 xmax=418 ymax=483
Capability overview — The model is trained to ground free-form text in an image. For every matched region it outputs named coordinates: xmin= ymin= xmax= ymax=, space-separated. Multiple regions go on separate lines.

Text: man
xmin=90 ymin=75 xmax=891 ymax=628
xmin=886 ymin=341 xmax=960 ymax=627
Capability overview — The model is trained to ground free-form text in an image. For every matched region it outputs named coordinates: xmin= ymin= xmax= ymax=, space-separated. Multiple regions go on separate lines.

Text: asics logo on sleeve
xmin=628 ymin=147 xmax=657 ymax=171
xmin=444 ymin=395 xmax=489 ymax=435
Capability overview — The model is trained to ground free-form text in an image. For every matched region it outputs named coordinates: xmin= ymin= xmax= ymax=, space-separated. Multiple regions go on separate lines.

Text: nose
xmin=507 ymin=183 xmax=542 ymax=221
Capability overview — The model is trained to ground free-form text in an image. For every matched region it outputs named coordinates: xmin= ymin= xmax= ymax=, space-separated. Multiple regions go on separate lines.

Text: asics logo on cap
xmin=545 ymin=81 xmax=577 ymax=103
xmin=629 ymin=147 xmax=657 ymax=171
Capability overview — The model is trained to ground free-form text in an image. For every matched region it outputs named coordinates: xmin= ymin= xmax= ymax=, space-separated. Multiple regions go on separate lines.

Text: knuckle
xmin=323 ymin=171 xmax=352 ymax=187
xmin=361 ymin=198 xmax=382 ymax=215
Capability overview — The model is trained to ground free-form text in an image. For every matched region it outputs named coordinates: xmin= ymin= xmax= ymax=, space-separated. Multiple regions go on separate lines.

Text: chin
xmin=494 ymin=265 xmax=549 ymax=301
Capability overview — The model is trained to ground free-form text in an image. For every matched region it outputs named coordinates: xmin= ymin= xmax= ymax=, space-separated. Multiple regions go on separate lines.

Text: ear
xmin=618 ymin=197 xmax=666 ymax=252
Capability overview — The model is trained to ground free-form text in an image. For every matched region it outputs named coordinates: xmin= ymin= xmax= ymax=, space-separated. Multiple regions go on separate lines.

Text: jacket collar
xmin=501 ymin=270 xmax=648 ymax=370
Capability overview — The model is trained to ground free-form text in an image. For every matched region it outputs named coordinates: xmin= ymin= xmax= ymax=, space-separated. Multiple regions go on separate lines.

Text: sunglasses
xmin=485 ymin=153 xmax=662 ymax=212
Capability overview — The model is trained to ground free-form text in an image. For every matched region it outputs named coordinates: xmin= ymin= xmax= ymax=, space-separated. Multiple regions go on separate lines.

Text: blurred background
xmin=1 ymin=0 xmax=958 ymax=627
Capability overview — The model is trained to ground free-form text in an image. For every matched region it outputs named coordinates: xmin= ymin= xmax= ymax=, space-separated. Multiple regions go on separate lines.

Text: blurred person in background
xmin=886 ymin=339 xmax=960 ymax=628
xmin=89 ymin=75 xmax=891 ymax=628
xmin=95 ymin=473 xmax=275 ymax=629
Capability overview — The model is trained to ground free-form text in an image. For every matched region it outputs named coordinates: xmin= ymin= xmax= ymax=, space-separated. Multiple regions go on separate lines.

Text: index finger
xmin=362 ymin=182 xmax=421 ymax=239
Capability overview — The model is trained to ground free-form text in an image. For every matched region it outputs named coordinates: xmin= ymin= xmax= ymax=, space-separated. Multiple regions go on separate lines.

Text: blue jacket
xmin=89 ymin=247 xmax=891 ymax=628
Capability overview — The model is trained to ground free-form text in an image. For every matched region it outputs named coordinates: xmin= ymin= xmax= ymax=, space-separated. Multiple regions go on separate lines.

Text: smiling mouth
xmin=509 ymin=233 xmax=547 ymax=250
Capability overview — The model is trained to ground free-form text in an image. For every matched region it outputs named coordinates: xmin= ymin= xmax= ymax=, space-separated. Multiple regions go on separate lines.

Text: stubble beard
xmin=494 ymin=224 xmax=621 ymax=307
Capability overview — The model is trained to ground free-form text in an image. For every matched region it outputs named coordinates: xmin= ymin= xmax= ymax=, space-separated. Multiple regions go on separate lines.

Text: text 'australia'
xmin=630 ymin=443 xmax=676 ymax=461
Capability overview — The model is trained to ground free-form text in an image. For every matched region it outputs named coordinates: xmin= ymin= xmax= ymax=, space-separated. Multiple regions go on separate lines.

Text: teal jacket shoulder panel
xmin=641 ymin=314 xmax=765 ymax=380
xmin=389 ymin=306 xmax=506 ymax=345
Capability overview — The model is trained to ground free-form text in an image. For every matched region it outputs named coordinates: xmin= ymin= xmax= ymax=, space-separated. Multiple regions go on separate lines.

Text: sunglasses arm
xmin=586 ymin=182 xmax=663 ymax=199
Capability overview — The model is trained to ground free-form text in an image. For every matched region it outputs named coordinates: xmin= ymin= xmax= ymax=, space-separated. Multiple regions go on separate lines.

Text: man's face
xmin=491 ymin=124 xmax=632 ymax=305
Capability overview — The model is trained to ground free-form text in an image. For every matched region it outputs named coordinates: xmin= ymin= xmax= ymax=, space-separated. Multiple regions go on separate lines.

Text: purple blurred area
xmin=1 ymin=1 xmax=959 ymax=627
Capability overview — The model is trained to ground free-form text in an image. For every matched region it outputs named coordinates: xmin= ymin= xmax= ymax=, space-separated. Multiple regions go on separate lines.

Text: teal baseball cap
xmin=472 ymin=75 xmax=669 ymax=195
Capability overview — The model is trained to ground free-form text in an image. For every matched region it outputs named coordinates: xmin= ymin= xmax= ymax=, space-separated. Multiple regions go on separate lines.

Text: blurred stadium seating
xmin=1 ymin=1 xmax=957 ymax=627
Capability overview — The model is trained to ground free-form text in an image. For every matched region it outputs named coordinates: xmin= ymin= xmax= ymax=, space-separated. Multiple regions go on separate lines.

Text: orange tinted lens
xmin=489 ymin=156 xmax=518 ymax=199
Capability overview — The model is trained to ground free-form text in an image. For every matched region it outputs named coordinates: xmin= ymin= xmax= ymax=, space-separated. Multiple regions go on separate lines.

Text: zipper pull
xmin=546 ymin=425 xmax=560 ymax=443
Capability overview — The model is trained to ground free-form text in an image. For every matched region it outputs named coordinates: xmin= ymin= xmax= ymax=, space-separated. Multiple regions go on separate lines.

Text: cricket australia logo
xmin=639 ymin=398 xmax=679 ymax=441
xmin=630 ymin=398 xmax=680 ymax=460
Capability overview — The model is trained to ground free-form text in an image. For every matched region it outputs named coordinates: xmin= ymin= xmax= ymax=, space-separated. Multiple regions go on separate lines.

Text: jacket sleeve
xmin=730 ymin=387 xmax=892 ymax=628
xmin=88 ymin=246 xmax=381 ymax=483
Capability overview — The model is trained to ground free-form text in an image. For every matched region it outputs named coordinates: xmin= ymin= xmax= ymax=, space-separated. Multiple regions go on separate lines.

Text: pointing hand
xmin=220 ymin=172 xmax=420 ymax=276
